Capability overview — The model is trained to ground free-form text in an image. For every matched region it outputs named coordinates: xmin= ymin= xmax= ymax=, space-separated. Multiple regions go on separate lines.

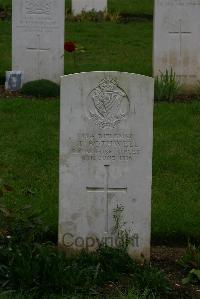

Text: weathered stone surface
xmin=72 ymin=0 xmax=107 ymax=15
xmin=12 ymin=0 xmax=65 ymax=84
xmin=154 ymin=0 xmax=200 ymax=89
xmin=59 ymin=72 xmax=154 ymax=262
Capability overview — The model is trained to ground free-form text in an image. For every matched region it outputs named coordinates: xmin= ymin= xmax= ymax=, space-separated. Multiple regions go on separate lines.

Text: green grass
xmin=0 ymin=20 xmax=152 ymax=81
xmin=109 ymin=0 xmax=153 ymax=15
xmin=0 ymin=99 xmax=200 ymax=243
xmin=0 ymin=99 xmax=59 ymax=229
xmin=0 ymin=0 xmax=10 ymax=9
xmin=152 ymin=102 xmax=200 ymax=243
xmin=0 ymin=20 xmax=11 ymax=82
xmin=64 ymin=21 xmax=152 ymax=76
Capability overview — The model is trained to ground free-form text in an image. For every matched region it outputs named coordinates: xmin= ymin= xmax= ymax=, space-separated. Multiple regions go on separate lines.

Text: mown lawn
xmin=0 ymin=99 xmax=200 ymax=243
xmin=109 ymin=0 xmax=153 ymax=15
xmin=153 ymin=102 xmax=200 ymax=243
xmin=64 ymin=21 xmax=152 ymax=76
xmin=0 ymin=19 xmax=153 ymax=82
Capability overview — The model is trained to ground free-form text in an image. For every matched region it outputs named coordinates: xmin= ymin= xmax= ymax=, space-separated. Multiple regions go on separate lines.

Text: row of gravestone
xmin=9 ymin=0 xmax=199 ymax=262
xmin=9 ymin=0 xmax=200 ymax=91
xmin=10 ymin=0 xmax=107 ymax=89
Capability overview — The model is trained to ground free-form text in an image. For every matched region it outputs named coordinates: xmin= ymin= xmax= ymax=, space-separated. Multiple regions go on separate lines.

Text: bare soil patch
xmin=151 ymin=246 xmax=200 ymax=298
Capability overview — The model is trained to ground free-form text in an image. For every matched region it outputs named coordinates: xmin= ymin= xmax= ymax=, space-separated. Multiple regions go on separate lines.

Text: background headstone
xmin=72 ymin=0 xmax=107 ymax=15
xmin=59 ymin=71 xmax=154 ymax=262
xmin=154 ymin=0 xmax=200 ymax=90
xmin=12 ymin=0 xmax=65 ymax=84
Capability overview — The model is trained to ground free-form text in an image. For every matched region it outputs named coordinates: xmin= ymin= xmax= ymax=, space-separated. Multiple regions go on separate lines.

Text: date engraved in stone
xmin=69 ymin=133 xmax=140 ymax=161
xmin=87 ymin=78 xmax=130 ymax=129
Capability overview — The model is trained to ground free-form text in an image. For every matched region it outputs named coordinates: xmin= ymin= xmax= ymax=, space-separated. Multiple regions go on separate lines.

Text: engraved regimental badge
xmin=87 ymin=78 xmax=130 ymax=129
xmin=25 ymin=0 xmax=53 ymax=15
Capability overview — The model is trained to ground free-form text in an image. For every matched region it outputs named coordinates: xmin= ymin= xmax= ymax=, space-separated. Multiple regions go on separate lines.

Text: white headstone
xmin=59 ymin=72 xmax=154 ymax=262
xmin=72 ymin=0 xmax=107 ymax=15
xmin=154 ymin=0 xmax=200 ymax=90
xmin=12 ymin=0 xmax=65 ymax=84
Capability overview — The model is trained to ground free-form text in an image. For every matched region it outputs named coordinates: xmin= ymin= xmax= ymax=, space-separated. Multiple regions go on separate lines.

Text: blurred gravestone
xmin=12 ymin=0 xmax=65 ymax=84
xmin=154 ymin=0 xmax=200 ymax=90
xmin=72 ymin=0 xmax=107 ymax=15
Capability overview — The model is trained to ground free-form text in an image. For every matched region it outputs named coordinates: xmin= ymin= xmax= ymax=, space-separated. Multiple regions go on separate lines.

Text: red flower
xmin=64 ymin=41 xmax=76 ymax=53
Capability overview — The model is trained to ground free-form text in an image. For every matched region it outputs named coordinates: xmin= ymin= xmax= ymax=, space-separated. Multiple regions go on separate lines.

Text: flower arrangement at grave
xmin=64 ymin=41 xmax=76 ymax=53
xmin=64 ymin=41 xmax=77 ymax=67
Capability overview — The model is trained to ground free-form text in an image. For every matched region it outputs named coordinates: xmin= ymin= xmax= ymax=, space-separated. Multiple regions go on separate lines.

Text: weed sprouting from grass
xmin=179 ymin=243 xmax=200 ymax=270
xmin=155 ymin=68 xmax=181 ymax=102
xmin=112 ymin=205 xmax=133 ymax=250
xmin=179 ymin=243 xmax=200 ymax=285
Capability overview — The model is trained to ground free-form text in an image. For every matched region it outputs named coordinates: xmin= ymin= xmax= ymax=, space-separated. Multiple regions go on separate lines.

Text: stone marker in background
xmin=154 ymin=0 xmax=200 ymax=90
xmin=72 ymin=0 xmax=107 ymax=15
xmin=59 ymin=71 xmax=154 ymax=262
xmin=12 ymin=0 xmax=65 ymax=84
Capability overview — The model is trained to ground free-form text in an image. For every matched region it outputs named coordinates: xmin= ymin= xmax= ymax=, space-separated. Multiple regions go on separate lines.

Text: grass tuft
xmin=155 ymin=69 xmax=181 ymax=102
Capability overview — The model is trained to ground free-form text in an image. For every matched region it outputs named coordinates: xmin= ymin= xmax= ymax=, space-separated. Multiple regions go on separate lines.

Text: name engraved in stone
xmin=69 ymin=133 xmax=140 ymax=161
xmin=17 ymin=22 xmax=59 ymax=33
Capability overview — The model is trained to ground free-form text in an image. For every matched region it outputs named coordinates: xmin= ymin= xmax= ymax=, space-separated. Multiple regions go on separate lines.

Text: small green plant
xmin=112 ymin=205 xmax=132 ymax=249
xmin=155 ymin=68 xmax=181 ymax=102
xmin=179 ymin=243 xmax=200 ymax=285
xmin=21 ymin=80 xmax=60 ymax=98
xmin=179 ymin=243 xmax=200 ymax=270
xmin=133 ymin=266 xmax=171 ymax=296
xmin=182 ymin=269 xmax=200 ymax=285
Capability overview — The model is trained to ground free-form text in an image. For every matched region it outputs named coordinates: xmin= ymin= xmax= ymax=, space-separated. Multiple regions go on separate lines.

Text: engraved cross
xmin=26 ymin=34 xmax=50 ymax=78
xmin=169 ymin=19 xmax=191 ymax=57
xmin=86 ymin=165 xmax=127 ymax=233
